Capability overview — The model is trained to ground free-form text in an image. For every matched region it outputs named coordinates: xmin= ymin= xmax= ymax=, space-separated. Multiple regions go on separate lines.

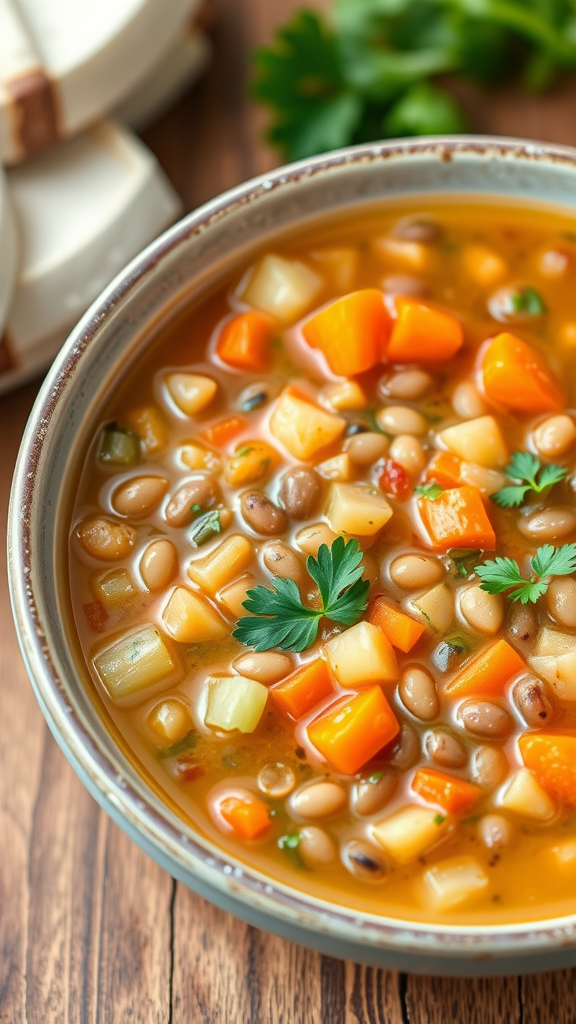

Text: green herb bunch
xmin=253 ymin=1 xmax=576 ymax=162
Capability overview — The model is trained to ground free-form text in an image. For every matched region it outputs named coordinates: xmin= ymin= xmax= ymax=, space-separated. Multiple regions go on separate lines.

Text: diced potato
xmin=462 ymin=244 xmax=507 ymax=287
xmin=310 ymin=246 xmax=359 ymax=292
xmin=94 ymin=625 xmax=181 ymax=706
xmin=410 ymin=583 xmax=454 ymax=633
xmin=439 ymin=416 xmax=508 ymax=469
xmin=372 ymin=806 xmax=449 ymax=864
xmin=459 ymin=462 xmax=506 ymax=496
xmin=550 ymin=839 xmax=576 ymax=869
xmin=188 ymin=535 xmax=253 ymax=595
xmin=124 ymin=405 xmax=169 ymax=455
xmin=218 ymin=573 xmax=257 ymax=618
xmin=165 ymin=373 xmax=217 ymax=416
xmin=316 ymin=453 xmax=353 ymax=482
xmin=91 ymin=568 xmax=137 ymax=609
xmin=225 ymin=440 xmax=279 ymax=487
xmin=372 ymin=236 xmax=436 ymax=272
xmin=205 ymin=675 xmax=268 ymax=733
xmin=270 ymin=388 xmax=345 ymax=460
xmin=323 ymin=621 xmax=398 ymax=686
xmin=500 ymin=768 xmax=555 ymax=821
xmin=295 ymin=522 xmax=341 ymax=556
xmin=535 ymin=627 xmax=576 ymax=658
xmin=242 ymin=254 xmax=323 ymax=322
xmin=179 ymin=442 xmax=221 ymax=473
xmin=530 ymin=652 xmax=576 ymax=699
xmin=325 ymin=483 xmax=393 ymax=536
xmin=324 ymin=381 xmax=367 ymax=411
xmin=147 ymin=697 xmax=193 ymax=747
xmin=162 ymin=587 xmax=228 ymax=643
xmin=422 ymin=855 xmax=489 ymax=911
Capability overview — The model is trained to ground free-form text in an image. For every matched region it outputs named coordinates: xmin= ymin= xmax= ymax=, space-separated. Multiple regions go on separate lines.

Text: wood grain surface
xmin=3 ymin=0 xmax=576 ymax=1020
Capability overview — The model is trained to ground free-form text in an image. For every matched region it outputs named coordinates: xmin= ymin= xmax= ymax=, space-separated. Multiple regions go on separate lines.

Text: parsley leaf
xmin=233 ymin=537 xmax=369 ymax=652
xmin=491 ymin=450 xmax=567 ymax=508
xmin=414 ymin=483 xmax=443 ymax=501
xmin=510 ymin=285 xmax=547 ymax=316
xmin=475 ymin=543 xmax=576 ymax=604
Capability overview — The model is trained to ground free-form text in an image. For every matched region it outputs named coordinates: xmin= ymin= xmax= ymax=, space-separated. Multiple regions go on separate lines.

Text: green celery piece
xmin=98 ymin=423 xmax=140 ymax=466
xmin=190 ymin=510 xmax=222 ymax=547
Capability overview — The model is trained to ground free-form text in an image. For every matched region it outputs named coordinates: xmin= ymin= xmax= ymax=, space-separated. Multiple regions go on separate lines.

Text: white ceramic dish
xmin=1 ymin=119 xmax=181 ymax=394
xmin=10 ymin=137 xmax=576 ymax=976
xmin=0 ymin=0 xmax=197 ymax=164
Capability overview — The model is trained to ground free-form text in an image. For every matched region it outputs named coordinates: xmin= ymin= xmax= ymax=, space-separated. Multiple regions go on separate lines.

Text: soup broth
xmin=69 ymin=199 xmax=576 ymax=924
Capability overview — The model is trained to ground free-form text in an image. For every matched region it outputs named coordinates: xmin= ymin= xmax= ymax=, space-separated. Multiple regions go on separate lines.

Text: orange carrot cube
xmin=200 ymin=415 xmax=246 ymax=449
xmin=425 ymin=451 xmax=463 ymax=489
xmin=412 ymin=767 xmax=481 ymax=815
xmin=307 ymin=686 xmax=399 ymax=775
xmin=418 ymin=485 xmax=496 ymax=551
xmin=369 ymin=597 xmax=425 ymax=653
xmin=519 ymin=733 xmax=576 ymax=807
xmin=216 ymin=311 xmax=273 ymax=372
xmin=386 ymin=298 xmax=463 ymax=363
xmin=302 ymin=289 xmax=391 ymax=376
xmin=271 ymin=659 xmax=334 ymax=720
xmin=481 ymin=332 xmax=563 ymax=413
xmin=446 ymin=639 xmax=525 ymax=698
xmin=219 ymin=792 xmax=271 ymax=839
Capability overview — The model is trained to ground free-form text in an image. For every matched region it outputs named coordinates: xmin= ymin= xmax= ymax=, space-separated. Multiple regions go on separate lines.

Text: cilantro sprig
xmin=414 ymin=483 xmax=443 ymax=501
xmin=475 ymin=543 xmax=576 ymax=604
xmin=232 ymin=537 xmax=369 ymax=653
xmin=491 ymin=451 xmax=567 ymax=509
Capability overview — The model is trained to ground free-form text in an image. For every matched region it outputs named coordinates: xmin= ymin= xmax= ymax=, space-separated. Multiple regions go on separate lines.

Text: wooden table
xmin=4 ymin=1 xmax=576 ymax=1020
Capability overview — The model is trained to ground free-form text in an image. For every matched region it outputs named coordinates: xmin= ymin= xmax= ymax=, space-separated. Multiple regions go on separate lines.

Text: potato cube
xmin=550 ymin=839 xmax=576 ymax=870
xmin=323 ymin=621 xmax=398 ymax=686
xmin=95 ymin=625 xmax=181 ymax=706
xmin=325 ymin=483 xmax=393 ymax=536
xmin=91 ymin=568 xmax=137 ymax=609
xmin=147 ymin=697 xmax=193 ymax=747
xmin=439 ymin=416 xmax=508 ymax=469
xmin=500 ymin=768 xmax=555 ymax=821
xmin=179 ymin=442 xmax=221 ymax=473
xmin=270 ymin=388 xmax=345 ymax=460
xmin=242 ymin=254 xmax=323 ymax=322
xmin=310 ymin=246 xmax=359 ymax=292
xmin=218 ymin=573 xmax=257 ymax=618
xmin=372 ymin=806 xmax=449 ymax=864
xmin=225 ymin=440 xmax=279 ymax=487
xmin=294 ymin=522 xmax=340 ymax=557
xmin=324 ymin=381 xmax=367 ymax=412
xmin=165 ymin=373 xmax=217 ymax=416
xmin=162 ymin=587 xmax=228 ymax=643
xmin=530 ymin=652 xmax=576 ymax=700
xmin=422 ymin=855 xmax=489 ymax=911
xmin=188 ymin=535 xmax=253 ymax=595
xmin=316 ymin=454 xmax=353 ymax=481
xmin=410 ymin=583 xmax=454 ymax=633
xmin=535 ymin=627 xmax=576 ymax=658
xmin=372 ymin=236 xmax=436 ymax=272
xmin=205 ymin=675 xmax=268 ymax=733
xmin=462 ymin=244 xmax=507 ymax=287
xmin=124 ymin=405 xmax=169 ymax=455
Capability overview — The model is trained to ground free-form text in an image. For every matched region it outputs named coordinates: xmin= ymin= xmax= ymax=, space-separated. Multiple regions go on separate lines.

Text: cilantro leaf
xmin=414 ymin=483 xmax=444 ymax=501
xmin=491 ymin=450 xmax=567 ymax=508
xmin=475 ymin=543 xmax=576 ymax=604
xmin=510 ymin=285 xmax=547 ymax=316
xmin=233 ymin=537 xmax=369 ymax=652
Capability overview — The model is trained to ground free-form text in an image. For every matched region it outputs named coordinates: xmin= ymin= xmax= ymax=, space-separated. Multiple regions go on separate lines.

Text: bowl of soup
xmin=10 ymin=136 xmax=576 ymax=975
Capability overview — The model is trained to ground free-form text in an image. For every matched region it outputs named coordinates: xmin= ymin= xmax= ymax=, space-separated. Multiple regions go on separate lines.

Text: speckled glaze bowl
xmin=10 ymin=136 xmax=576 ymax=976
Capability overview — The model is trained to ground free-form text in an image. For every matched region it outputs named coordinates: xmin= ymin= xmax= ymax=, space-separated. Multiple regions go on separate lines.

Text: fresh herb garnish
xmin=158 ymin=730 xmax=198 ymax=760
xmin=434 ymin=814 xmax=446 ymax=826
xmin=233 ymin=536 xmax=369 ymax=653
xmin=448 ymin=548 xmax=482 ymax=578
xmin=476 ymin=543 xmax=576 ymax=604
xmin=279 ymin=831 xmax=305 ymax=867
xmin=491 ymin=451 xmax=567 ymax=508
xmin=366 ymin=771 xmax=385 ymax=784
xmin=252 ymin=2 xmax=576 ymax=162
xmin=190 ymin=503 xmax=202 ymax=516
xmin=414 ymin=483 xmax=443 ymax=501
xmin=510 ymin=285 xmax=547 ymax=317
xmin=190 ymin=509 xmax=222 ymax=547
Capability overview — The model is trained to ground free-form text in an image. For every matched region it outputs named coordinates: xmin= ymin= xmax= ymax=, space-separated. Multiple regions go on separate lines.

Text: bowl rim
xmin=10 ymin=133 xmax=576 ymax=962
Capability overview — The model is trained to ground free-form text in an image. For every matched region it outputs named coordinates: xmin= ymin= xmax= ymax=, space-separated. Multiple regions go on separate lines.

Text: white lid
xmin=115 ymin=27 xmax=211 ymax=131
xmin=0 ymin=0 xmax=199 ymax=164
xmin=0 ymin=166 xmax=18 ymax=342
xmin=1 ymin=119 xmax=182 ymax=394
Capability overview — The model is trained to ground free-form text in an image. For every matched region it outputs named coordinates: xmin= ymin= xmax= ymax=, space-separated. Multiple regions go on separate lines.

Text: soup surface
xmin=69 ymin=199 xmax=576 ymax=924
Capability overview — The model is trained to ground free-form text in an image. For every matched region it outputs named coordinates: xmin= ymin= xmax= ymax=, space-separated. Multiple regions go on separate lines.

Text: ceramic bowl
xmin=10 ymin=136 xmax=576 ymax=976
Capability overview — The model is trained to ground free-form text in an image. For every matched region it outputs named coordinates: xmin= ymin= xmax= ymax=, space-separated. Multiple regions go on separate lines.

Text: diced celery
xmin=205 ymin=676 xmax=268 ymax=733
xmin=92 ymin=568 xmax=137 ymax=609
xmin=94 ymin=625 xmax=180 ymax=705
xmin=98 ymin=423 xmax=140 ymax=466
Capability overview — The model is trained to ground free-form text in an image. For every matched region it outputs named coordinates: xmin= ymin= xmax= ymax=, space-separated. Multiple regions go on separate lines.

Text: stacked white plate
xmin=0 ymin=0 xmax=211 ymax=392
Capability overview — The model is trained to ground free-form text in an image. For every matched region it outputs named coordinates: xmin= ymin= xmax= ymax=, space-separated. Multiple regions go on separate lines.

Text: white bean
xmin=546 ymin=577 xmax=576 ymax=628
xmin=298 ymin=826 xmax=337 ymax=867
xmin=388 ymin=435 xmax=426 ymax=476
xmin=533 ymin=414 xmax=576 ymax=459
xmin=380 ymin=369 xmax=433 ymax=400
xmin=112 ymin=475 xmax=168 ymax=518
xmin=291 ymin=781 xmax=347 ymax=820
xmin=140 ymin=539 xmax=178 ymax=591
xmin=477 ymin=814 xmax=514 ymax=851
xmin=389 ymin=554 xmax=443 ymax=589
xmin=451 ymin=381 xmax=487 ymax=420
xmin=460 ymin=585 xmax=504 ymax=635
xmin=399 ymin=667 xmax=439 ymax=721
xmin=519 ymin=507 xmax=576 ymax=542
xmin=232 ymin=651 xmax=293 ymax=684
xmin=471 ymin=746 xmax=509 ymax=790
xmin=345 ymin=431 xmax=389 ymax=466
xmin=377 ymin=406 xmax=428 ymax=437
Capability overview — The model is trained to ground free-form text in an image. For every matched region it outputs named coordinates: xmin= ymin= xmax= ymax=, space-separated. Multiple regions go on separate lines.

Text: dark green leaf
xmin=382 ymin=80 xmax=468 ymax=136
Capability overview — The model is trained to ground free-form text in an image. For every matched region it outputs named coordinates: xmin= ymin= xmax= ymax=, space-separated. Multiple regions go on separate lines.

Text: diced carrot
xmin=302 ymin=289 xmax=391 ymax=376
xmin=307 ymin=686 xmax=399 ymax=775
xmin=412 ymin=767 xmax=481 ymax=815
xmin=519 ymin=732 xmax=576 ymax=807
xmin=481 ymin=332 xmax=563 ymax=413
xmin=418 ymin=485 xmax=496 ymax=551
xmin=219 ymin=792 xmax=271 ymax=839
xmin=446 ymin=639 xmax=525 ymax=698
xmin=216 ymin=311 xmax=273 ymax=372
xmin=386 ymin=298 xmax=464 ymax=363
xmin=200 ymin=414 xmax=246 ymax=448
xmin=425 ymin=451 xmax=463 ymax=489
xmin=271 ymin=659 xmax=334 ymax=720
xmin=369 ymin=597 xmax=425 ymax=653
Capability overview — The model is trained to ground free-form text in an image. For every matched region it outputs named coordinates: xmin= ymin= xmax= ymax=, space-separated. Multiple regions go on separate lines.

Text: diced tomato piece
xmin=380 ymin=458 xmax=411 ymax=500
